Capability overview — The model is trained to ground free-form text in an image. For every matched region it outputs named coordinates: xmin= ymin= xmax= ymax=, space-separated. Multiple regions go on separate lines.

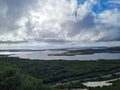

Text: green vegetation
xmin=55 ymin=81 xmax=86 ymax=89
xmin=0 ymin=56 xmax=120 ymax=90
xmin=0 ymin=61 xmax=57 ymax=90
xmin=2 ymin=57 xmax=120 ymax=83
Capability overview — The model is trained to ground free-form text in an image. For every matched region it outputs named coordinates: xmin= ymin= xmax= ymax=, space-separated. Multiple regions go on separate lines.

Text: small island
xmin=48 ymin=47 xmax=120 ymax=56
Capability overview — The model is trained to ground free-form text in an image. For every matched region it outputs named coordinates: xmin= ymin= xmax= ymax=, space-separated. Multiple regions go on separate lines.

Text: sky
xmin=0 ymin=0 xmax=120 ymax=49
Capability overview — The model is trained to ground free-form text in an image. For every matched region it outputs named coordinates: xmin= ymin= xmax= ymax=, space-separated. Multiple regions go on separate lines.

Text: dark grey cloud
xmin=63 ymin=13 xmax=95 ymax=37
xmin=33 ymin=39 xmax=71 ymax=44
xmin=0 ymin=40 xmax=28 ymax=44
xmin=98 ymin=30 xmax=120 ymax=41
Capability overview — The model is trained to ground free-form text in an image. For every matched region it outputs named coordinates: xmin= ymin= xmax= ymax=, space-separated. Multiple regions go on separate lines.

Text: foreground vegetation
xmin=0 ymin=56 xmax=120 ymax=90
xmin=0 ymin=61 xmax=57 ymax=90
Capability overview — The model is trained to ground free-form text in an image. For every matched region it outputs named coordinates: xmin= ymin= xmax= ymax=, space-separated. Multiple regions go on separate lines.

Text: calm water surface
xmin=0 ymin=51 xmax=120 ymax=60
xmin=83 ymin=78 xmax=120 ymax=87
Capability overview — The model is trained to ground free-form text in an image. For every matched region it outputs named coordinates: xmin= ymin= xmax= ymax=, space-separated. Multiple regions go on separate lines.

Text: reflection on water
xmin=0 ymin=51 xmax=120 ymax=60
xmin=83 ymin=81 xmax=112 ymax=87
xmin=83 ymin=78 xmax=120 ymax=87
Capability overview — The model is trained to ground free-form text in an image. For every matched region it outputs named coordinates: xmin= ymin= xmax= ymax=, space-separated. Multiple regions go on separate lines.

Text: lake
xmin=83 ymin=78 xmax=120 ymax=87
xmin=0 ymin=50 xmax=120 ymax=60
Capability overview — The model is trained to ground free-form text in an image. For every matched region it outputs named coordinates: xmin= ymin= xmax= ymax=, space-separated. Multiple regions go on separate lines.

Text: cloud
xmin=108 ymin=0 xmax=120 ymax=4
xmin=0 ymin=40 xmax=28 ymax=44
xmin=0 ymin=0 xmax=120 ymax=48
xmin=96 ymin=9 xmax=120 ymax=41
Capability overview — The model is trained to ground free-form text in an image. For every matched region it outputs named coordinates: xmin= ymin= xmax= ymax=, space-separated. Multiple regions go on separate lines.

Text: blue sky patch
xmin=91 ymin=0 xmax=120 ymax=14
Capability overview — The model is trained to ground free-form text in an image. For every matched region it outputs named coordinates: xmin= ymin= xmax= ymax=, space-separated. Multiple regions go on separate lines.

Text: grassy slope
xmin=0 ymin=57 xmax=120 ymax=83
